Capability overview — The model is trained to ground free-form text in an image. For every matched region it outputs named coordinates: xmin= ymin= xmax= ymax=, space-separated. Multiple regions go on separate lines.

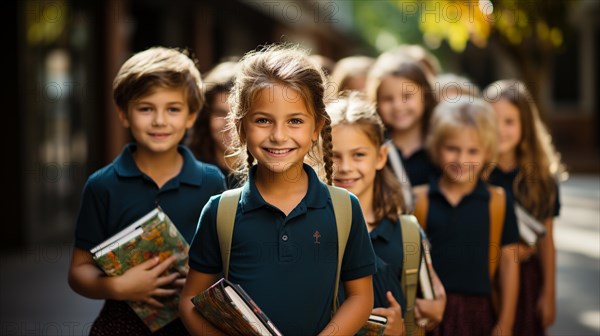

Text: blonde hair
xmin=113 ymin=47 xmax=204 ymax=113
xmin=484 ymin=80 xmax=566 ymax=220
xmin=328 ymin=91 xmax=406 ymax=222
xmin=426 ymin=96 xmax=498 ymax=168
xmin=227 ymin=44 xmax=333 ymax=184
xmin=329 ymin=56 xmax=375 ymax=94
xmin=435 ymin=73 xmax=481 ymax=102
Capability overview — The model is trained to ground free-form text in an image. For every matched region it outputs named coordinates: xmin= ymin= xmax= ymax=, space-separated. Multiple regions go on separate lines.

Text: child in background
xmin=484 ymin=80 xmax=565 ymax=335
xmin=385 ymin=45 xmax=442 ymax=84
xmin=68 ymin=47 xmax=226 ymax=335
xmin=435 ymin=73 xmax=481 ymax=104
xmin=185 ymin=60 xmax=240 ymax=187
xmin=366 ymin=54 xmax=439 ymax=187
xmin=180 ymin=44 xmax=376 ymax=336
xmin=417 ymin=96 xmax=520 ymax=335
xmin=329 ymin=92 xmax=446 ymax=335
xmin=329 ymin=56 xmax=375 ymax=95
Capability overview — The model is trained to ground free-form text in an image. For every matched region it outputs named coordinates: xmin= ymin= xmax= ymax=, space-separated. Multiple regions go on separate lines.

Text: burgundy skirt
xmin=432 ymin=293 xmax=495 ymax=336
xmin=89 ymin=300 xmax=190 ymax=336
xmin=514 ymin=255 xmax=545 ymax=335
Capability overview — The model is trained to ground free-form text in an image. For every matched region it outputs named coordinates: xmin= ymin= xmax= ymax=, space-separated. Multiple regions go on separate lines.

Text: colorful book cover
xmin=356 ymin=314 xmax=387 ymax=336
xmin=91 ymin=207 xmax=189 ymax=332
xmin=191 ymin=278 xmax=283 ymax=336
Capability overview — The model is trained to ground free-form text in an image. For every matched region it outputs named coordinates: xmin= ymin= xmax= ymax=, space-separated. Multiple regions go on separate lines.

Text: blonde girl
xmin=180 ymin=45 xmax=376 ymax=336
xmin=418 ymin=96 xmax=520 ymax=335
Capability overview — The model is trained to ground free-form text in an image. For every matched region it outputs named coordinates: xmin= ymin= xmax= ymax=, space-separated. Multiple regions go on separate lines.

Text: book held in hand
xmin=514 ymin=203 xmax=547 ymax=245
xmin=417 ymin=235 xmax=436 ymax=327
xmin=191 ymin=278 xmax=283 ymax=336
xmin=356 ymin=314 xmax=387 ymax=336
xmin=90 ymin=207 xmax=189 ymax=332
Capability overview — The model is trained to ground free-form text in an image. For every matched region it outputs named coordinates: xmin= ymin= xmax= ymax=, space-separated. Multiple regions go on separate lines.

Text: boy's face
xmin=377 ymin=76 xmax=425 ymax=133
xmin=118 ymin=88 xmax=196 ymax=154
xmin=437 ymin=128 xmax=487 ymax=185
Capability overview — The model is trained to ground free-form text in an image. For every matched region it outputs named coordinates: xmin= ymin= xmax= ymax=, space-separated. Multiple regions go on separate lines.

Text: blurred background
xmin=3 ymin=0 xmax=599 ymax=335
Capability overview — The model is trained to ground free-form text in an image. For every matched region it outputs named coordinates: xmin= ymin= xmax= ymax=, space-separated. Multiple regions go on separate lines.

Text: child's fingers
xmin=386 ymin=291 xmax=401 ymax=310
xmin=138 ymin=256 xmax=161 ymax=270
xmin=151 ymin=255 xmax=178 ymax=275
xmin=152 ymin=288 xmax=178 ymax=297
xmin=172 ymin=278 xmax=186 ymax=288
xmin=372 ymin=307 xmax=392 ymax=318
xmin=155 ymin=272 xmax=181 ymax=287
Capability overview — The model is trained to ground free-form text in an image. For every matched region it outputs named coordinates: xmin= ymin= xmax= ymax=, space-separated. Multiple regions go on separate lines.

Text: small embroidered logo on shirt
xmin=313 ymin=230 xmax=321 ymax=244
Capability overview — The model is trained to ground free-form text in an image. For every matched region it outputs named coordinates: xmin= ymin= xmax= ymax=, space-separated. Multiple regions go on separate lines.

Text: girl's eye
xmin=255 ymin=118 xmax=270 ymax=124
xmin=289 ymin=118 xmax=303 ymax=125
xmin=353 ymin=152 xmax=366 ymax=158
xmin=137 ymin=106 xmax=152 ymax=112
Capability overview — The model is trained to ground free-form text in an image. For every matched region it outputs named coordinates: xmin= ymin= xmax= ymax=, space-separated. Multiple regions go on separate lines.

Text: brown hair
xmin=483 ymin=80 xmax=566 ymax=220
xmin=113 ymin=47 xmax=204 ymax=114
xmin=226 ymin=44 xmax=333 ymax=184
xmin=328 ymin=91 xmax=406 ymax=222
xmin=366 ymin=53 xmax=438 ymax=138
xmin=329 ymin=56 xmax=375 ymax=94
xmin=186 ymin=60 xmax=239 ymax=163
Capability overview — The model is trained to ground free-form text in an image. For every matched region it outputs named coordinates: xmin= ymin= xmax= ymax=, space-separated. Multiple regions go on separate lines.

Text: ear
xmin=185 ymin=111 xmax=198 ymax=129
xmin=376 ymin=144 xmax=388 ymax=170
xmin=117 ymin=108 xmax=130 ymax=128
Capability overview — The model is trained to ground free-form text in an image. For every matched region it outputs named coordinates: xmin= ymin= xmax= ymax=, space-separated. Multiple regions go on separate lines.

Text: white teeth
xmin=267 ymin=149 xmax=291 ymax=154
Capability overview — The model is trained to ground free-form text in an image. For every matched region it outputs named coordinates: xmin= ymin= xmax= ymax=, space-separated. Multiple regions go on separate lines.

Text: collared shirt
xmin=74 ymin=143 xmax=226 ymax=250
xmin=488 ymin=167 xmax=561 ymax=218
xmin=189 ymin=164 xmax=376 ymax=336
xmin=390 ymin=146 xmax=440 ymax=186
xmin=370 ymin=217 xmax=407 ymax=312
xmin=424 ymin=178 xmax=519 ymax=295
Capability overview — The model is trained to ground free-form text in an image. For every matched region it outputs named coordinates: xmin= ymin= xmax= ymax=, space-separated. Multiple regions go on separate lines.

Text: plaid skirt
xmin=432 ymin=292 xmax=495 ymax=336
xmin=514 ymin=255 xmax=545 ymax=335
xmin=89 ymin=300 xmax=190 ymax=336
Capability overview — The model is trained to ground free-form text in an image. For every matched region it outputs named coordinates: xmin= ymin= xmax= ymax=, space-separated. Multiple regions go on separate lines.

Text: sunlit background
xmin=5 ymin=0 xmax=599 ymax=335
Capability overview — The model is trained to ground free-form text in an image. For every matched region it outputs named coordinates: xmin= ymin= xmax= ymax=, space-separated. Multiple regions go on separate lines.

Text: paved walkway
xmin=1 ymin=175 xmax=598 ymax=335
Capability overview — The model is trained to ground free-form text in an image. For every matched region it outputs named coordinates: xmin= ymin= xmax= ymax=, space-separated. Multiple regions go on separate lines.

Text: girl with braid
xmin=180 ymin=44 xmax=376 ymax=336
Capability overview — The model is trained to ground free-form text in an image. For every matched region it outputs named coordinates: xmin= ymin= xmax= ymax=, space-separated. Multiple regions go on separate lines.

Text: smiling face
xmin=377 ymin=76 xmax=425 ymax=133
xmin=242 ymin=84 xmax=320 ymax=177
xmin=119 ymin=87 xmax=197 ymax=155
xmin=491 ymin=98 xmax=522 ymax=157
xmin=332 ymin=124 xmax=387 ymax=201
xmin=437 ymin=127 xmax=488 ymax=186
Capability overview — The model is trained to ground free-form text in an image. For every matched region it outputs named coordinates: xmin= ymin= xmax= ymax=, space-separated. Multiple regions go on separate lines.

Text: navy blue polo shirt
xmin=424 ymin=178 xmax=519 ymax=295
xmin=488 ymin=167 xmax=561 ymax=218
xmin=74 ymin=143 xmax=226 ymax=250
xmin=390 ymin=146 xmax=439 ymax=186
xmin=369 ymin=217 xmax=406 ymax=311
xmin=189 ymin=164 xmax=376 ymax=336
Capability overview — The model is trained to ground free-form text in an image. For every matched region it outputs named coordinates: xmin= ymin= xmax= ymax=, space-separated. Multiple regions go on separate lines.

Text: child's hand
xmin=537 ymin=291 xmax=556 ymax=329
xmin=372 ymin=291 xmax=404 ymax=336
xmin=115 ymin=255 xmax=180 ymax=307
xmin=516 ymin=242 xmax=536 ymax=262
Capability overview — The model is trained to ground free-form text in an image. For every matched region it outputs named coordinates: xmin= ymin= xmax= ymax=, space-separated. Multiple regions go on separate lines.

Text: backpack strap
xmin=216 ymin=188 xmax=243 ymax=280
xmin=327 ymin=185 xmax=352 ymax=314
xmin=386 ymin=141 xmax=415 ymax=212
xmin=412 ymin=185 xmax=429 ymax=230
xmin=399 ymin=214 xmax=422 ymax=336
xmin=488 ymin=186 xmax=506 ymax=280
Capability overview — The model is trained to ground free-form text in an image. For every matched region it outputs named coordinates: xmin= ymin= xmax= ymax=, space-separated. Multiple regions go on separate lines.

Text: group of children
xmin=68 ymin=42 xmax=564 ymax=336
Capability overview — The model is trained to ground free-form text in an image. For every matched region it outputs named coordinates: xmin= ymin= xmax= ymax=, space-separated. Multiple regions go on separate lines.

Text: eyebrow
xmin=250 ymin=111 xmax=310 ymax=118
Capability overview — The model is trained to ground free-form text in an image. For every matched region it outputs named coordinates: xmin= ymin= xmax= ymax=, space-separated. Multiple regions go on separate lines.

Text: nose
xmin=335 ymin=156 xmax=352 ymax=173
xmin=269 ymin=123 xmax=287 ymax=143
xmin=153 ymin=110 xmax=167 ymax=126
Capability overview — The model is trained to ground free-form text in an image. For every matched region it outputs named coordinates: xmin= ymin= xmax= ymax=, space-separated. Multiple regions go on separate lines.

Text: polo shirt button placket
xmin=281 ymin=234 xmax=288 ymax=241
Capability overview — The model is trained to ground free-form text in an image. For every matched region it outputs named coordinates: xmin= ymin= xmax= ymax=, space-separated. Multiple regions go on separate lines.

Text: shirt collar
xmin=369 ymin=217 xmax=396 ymax=242
xmin=429 ymin=177 xmax=489 ymax=199
xmin=239 ymin=163 xmax=329 ymax=214
xmin=113 ymin=143 xmax=203 ymax=187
